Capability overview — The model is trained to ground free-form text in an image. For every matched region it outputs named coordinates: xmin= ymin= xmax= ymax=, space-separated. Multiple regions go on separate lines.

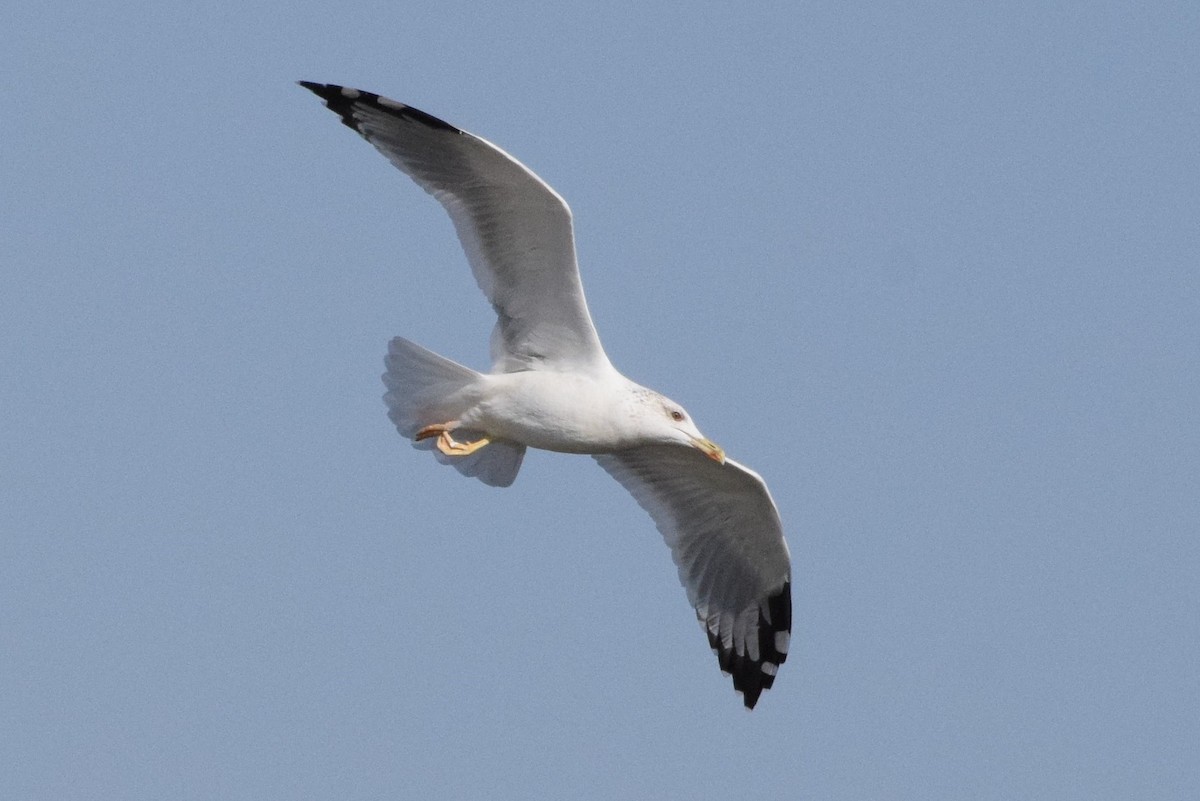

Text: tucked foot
xmin=415 ymin=423 xmax=492 ymax=456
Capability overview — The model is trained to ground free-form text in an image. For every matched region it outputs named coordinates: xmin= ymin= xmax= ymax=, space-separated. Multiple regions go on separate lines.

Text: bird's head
xmin=636 ymin=389 xmax=725 ymax=464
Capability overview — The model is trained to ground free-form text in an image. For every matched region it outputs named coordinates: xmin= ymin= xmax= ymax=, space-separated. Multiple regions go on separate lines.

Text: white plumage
xmin=301 ymin=82 xmax=792 ymax=708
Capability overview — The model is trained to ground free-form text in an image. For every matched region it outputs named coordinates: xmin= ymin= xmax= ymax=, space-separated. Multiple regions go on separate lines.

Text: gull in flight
xmin=300 ymin=82 xmax=792 ymax=708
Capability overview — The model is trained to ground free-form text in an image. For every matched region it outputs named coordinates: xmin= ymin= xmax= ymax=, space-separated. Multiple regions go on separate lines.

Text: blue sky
xmin=3 ymin=2 xmax=1198 ymax=798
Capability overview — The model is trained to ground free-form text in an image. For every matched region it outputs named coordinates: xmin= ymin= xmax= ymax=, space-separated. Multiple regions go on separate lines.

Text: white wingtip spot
xmin=377 ymin=96 xmax=404 ymax=109
xmin=775 ymin=631 xmax=790 ymax=654
xmin=761 ymin=662 xmax=778 ymax=676
xmin=340 ymin=87 xmax=361 ymax=99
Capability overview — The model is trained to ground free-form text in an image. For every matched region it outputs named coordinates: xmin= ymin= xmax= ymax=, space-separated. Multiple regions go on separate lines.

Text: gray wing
xmin=594 ymin=445 xmax=792 ymax=709
xmin=300 ymin=82 xmax=610 ymax=373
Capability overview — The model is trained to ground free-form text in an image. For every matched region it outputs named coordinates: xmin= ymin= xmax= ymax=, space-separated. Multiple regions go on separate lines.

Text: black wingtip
xmin=706 ymin=580 xmax=792 ymax=710
xmin=297 ymin=80 xmax=346 ymax=106
xmin=298 ymin=81 xmax=462 ymax=135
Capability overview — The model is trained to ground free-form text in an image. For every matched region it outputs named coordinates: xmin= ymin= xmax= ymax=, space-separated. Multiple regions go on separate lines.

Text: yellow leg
xmin=415 ymin=423 xmax=491 ymax=456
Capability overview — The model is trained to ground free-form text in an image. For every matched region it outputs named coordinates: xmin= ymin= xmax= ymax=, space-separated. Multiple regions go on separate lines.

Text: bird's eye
xmin=670 ymin=410 xmax=685 ymax=422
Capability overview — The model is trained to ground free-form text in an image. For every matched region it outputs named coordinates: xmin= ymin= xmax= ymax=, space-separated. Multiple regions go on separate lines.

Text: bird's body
xmin=468 ymin=370 xmax=669 ymax=454
xmin=301 ymin=82 xmax=792 ymax=708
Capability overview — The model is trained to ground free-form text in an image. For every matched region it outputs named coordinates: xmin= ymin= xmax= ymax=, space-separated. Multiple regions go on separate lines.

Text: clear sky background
xmin=3 ymin=2 xmax=1198 ymax=799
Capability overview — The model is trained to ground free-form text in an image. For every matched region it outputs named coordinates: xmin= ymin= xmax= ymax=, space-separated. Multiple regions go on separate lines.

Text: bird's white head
xmin=631 ymin=388 xmax=726 ymax=464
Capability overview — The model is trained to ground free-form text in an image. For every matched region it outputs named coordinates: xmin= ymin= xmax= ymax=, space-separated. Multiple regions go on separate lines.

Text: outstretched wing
xmin=300 ymin=82 xmax=610 ymax=374
xmin=594 ymin=445 xmax=792 ymax=709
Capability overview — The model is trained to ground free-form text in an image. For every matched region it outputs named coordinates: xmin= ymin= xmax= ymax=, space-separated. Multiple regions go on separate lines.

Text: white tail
xmin=382 ymin=337 xmax=525 ymax=487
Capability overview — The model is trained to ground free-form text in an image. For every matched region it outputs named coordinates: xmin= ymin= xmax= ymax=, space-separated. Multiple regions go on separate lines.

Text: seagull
xmin=300 ymin=82 xmax=792 ymax=709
